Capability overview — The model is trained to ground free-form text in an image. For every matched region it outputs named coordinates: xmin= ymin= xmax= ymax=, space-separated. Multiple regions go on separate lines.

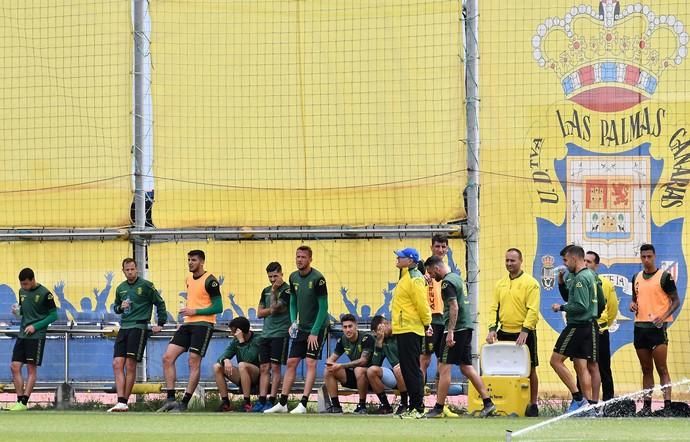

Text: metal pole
xmin=64 ymin=332 xmax=69 ymax=383
xmin=464 ymin=0 xmax=481 ymax=372
xmin=133 ymin=0 xmax=149 ymax=382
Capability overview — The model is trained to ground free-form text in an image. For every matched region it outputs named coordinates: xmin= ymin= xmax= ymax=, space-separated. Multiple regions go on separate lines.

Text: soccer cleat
xmin=353 ymin=404 xmax=368 ymax=415
xmin=215 ymin=402 xmax=232 ymax=412
xmin=261 ymin=402 xmax=275 ymax=412
xmin=156 ymin=400 xmax=178 ymax=413
xmin=8 ymin=402 xmax=28 ymax=412
xmin=426 ymin=407 xmax=444 ymax=418
xmin=394 ymin=405 xmax=408 ymax=416
xmin=525 ymin=403 xmax=539 ymax=417
xmin=636 ymin=406 xmax=653 ymax=417
xmin=242 ymin=403 xmax=253 ymax=413
xmin=107 ymin=402 xmax=129 ymax=413
xmin=479 ymin=403 xmax=497 ymax=418
xmin=263 ymin=402 xmax=288 ymax=413
xmin=324 ymin=405 xmax=343 ymax=414
xmin=376 ymin=404 xmax=393 ymax=415
xmin=567 ymin=399 xmax=588 ymax=414
xmin=399 ymin=408 xmax=426 ymax=419
xmin=442 ymin=405 xmax=459 ymax=418
xmin=290 ymin=403 xmax=308 ymax=414
xmin=168 ymin=402 xmax=188 ymax=413
xmin=251 ymin=402 xmax=266 ymax=412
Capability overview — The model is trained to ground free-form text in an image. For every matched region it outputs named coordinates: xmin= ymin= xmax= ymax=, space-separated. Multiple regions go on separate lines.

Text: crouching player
xmin=323 ymin=314 xmax=374 ymax=414
xmin=367 ymin=315 xmax=408 ymax=415
xmin=213 ymin=317 xmax=261 ymax=412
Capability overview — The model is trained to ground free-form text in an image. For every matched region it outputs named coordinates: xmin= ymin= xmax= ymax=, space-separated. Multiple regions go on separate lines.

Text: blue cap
xmin=394 ymin=247 xmax=420 ymax=262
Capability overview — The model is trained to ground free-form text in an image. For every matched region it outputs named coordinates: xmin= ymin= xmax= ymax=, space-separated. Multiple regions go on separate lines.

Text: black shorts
xmin=113 ymin=327 xmax=150 ymax=362
xmin=553 ymin=322 xmax=598 ymax=361
xmin=633 ymin=326 xmax=668 ymax=350
xmin=289 ymin=328 xmax=327 ymax=360
xmin=342 ymin=367 xmax=358 ymax=389
xmin=497 ymin=329 xmax=539 ymax=367
xmin=258 ymin=336 xmax=289 ymax=365
xmin=170 ymin=324 xmax=214 ymax=357
xmin=423 ymin=323 xmax=446 ymax=357
xmin=439 ymin=329 xmax=472 ymax=366
xmin=12 ymin=338 xmax=46 ymax=366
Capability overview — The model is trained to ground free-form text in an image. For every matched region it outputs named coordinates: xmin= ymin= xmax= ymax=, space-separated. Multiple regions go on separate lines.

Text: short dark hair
xmin=370 ymin=315 xmax=385 ymax=331
xmin=188 ymin=249 xmax=206 ymax=261
xmin=566 ymin=245 xmax=585 ymax=259
xmin=559 ymin=244 xmax=574 ymax=257
xmin=266 ymin=262 xmax=282 ymax=273
xmin=229 ymin=316 xmax=250 ymax=334
xmin=296 ymin=245 xmax=313 ymax=257
xmin=586 ymin=251 xmax=600 ymax=264
xmin=431 ymin=234 xmax=448 ymax=245
xmin=424 ymin=255 xmax=444 ymax=269
xmin=340 ymin=313 xmax=357 ymax=324
xmin=640 ymin=243 xmax=656 ymax=254
xmin=18 ymin=268 xmax=34 ymax=282
xmin=122 ymin=257 xmax=137 ymax=268
xmin=506 ymin=248 xmax=523 ymax=260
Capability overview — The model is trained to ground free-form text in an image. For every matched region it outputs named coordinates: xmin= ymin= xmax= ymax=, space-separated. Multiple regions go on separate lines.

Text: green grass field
xmin=1 ymin=413 xmax=689 ymax=441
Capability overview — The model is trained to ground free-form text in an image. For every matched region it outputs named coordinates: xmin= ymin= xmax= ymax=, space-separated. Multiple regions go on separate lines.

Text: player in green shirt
xmin=265 ymin=245 xmax=329 ymax=414
xmin=323 ymin=314 xmax=374 ymax=414
xmin=367 ymin=315 xmax=408 ymax=415
xmin=551 ymin=245 xmax=599 ymax=413
xmin=253 ymin=261 xmax=291 ymax=412
xmin=213 ymin=316 xmax=261 ymax=412
xmin=424 ymin=256 xmax=495 ymax=418
xmin=9 ymin=268 xmax=58 ymax=411
xmin=107 ymin=258 xmax=167 ymax=412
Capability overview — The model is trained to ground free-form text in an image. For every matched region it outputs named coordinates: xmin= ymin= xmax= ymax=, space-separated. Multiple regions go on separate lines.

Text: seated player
xmin=367 ymin=315 xmax=408 ymax=415
xmin=323 ymin=314 xmax=374 ymax=414
xmin=212 ymin=316 xmax=261 ymax=412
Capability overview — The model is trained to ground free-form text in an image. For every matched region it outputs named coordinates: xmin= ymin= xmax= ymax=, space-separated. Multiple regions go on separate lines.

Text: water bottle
xmin=178 ymin=299 xmax=187 ymax=322
xmin=11 ymin=303 xmax=21 ymax=319
xmin=123 ymin=295 xmax=131 ymax=315
xmin=289 ymin=321 xmax=299 ymax=339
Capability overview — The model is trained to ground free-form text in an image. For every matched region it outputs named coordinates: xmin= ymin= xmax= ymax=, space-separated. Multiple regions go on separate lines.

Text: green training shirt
xmin=370 ymin=336 xmax=400 ymax=367
xmin=258 ymin=282 xmax=290 ymax=338
xmin=442 ymin=272 xmax=471 ymax=331
xmin=334 ymin=331 xmax=374 ymax=364
xmin=563 ymin=268 xmax=598 ymax=325
xmin=216 ymin=331 xmax=261 ymax=367
xmin=289 ymin=268 xmax=329 ymax=333
xmin=113 ymin=277 xmax=167 ymax=329
xmin=19 ymin=283 xmax=57 ymax=339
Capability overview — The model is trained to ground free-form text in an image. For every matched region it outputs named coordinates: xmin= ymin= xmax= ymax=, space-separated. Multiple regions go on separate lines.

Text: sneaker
xmin=168 ymin=402 xmax=188 ymax=413
xmin=567 ymin=398 xmax=588 ymax=413
xmin=156 ymin=400 xmax=178 ymax=413
xmin=353 ymin=404 xmax=368 ymax=415
xmin=263 ymin=402 xmax=288 ymax=414
xmin=290 ymin=403 xmax=308 ymax=414
xmin=242 ymin=403 xmax=253 ymax=412
xmin=525 ymin=403 xmax=539 ymax=417
xmin=636 ymin=406 xmax=653 ymax=417
xmin=324 ymin=405 xmax=343 ymax=414
xmin=107 ymin=402 xmax=129 ymax=413
xmin=376 ymin=404 xmax=393 ymax=415
xmin=216 ymin=402 xmax=232 ymax=412
xmin=399 ymin=408 xmax=426 ymax=419
xmin=394 ymin=405 xmax=407 ymax=416
xmin=426 ymin=407 xmax=444 ymax=418
xmin=479 ymin=402 xmax=497 ymax=418
xmin=8 ymin=402 xmax=28 ymax=412
xmin=251 ymin=402 xmax=266 ymax=412
xmin=443 ymin=405 xmax=459 ymax=418
xmin=261 ymin=402 xmax=275 ymax=412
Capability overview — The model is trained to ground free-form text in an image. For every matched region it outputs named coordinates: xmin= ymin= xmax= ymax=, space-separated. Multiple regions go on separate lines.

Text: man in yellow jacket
xmin=391 ymin=247 xmax=432 ymax=419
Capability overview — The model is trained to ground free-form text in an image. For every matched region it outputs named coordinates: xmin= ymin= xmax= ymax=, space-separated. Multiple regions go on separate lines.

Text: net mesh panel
xmin=0 ymin=0 xmax=132 ymax=228
xmin=150 ymin=0 xmax=466 ymax=227
xmin=479 ymin=0 xmax=690 ymax=398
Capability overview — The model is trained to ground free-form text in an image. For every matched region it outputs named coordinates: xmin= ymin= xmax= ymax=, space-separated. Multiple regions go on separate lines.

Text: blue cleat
xmin=567 ymin=399 xmax=588 ymax=413
xmin=251 ymin=402 xmax=266 ymax=412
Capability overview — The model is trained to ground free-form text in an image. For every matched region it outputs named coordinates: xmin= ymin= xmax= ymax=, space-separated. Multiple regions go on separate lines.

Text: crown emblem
xmin=533 ymin=1 xmax=688 ymax=112
xmin=541 ymin=255 xmax=555 ymax=268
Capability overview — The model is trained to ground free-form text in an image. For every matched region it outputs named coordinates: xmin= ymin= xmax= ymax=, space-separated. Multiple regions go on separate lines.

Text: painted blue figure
xmin=340 ymin=286 xmax=373 ymax=322
xmin=215 ymin=275 xmax=234 ymax=323
xmin=0 ymin=284 xmax=19 ymax=323
xmin=373 ymin=282 xmax=396 ymax=320
xmin=53 ymin=272 xmax=114 ymax=322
